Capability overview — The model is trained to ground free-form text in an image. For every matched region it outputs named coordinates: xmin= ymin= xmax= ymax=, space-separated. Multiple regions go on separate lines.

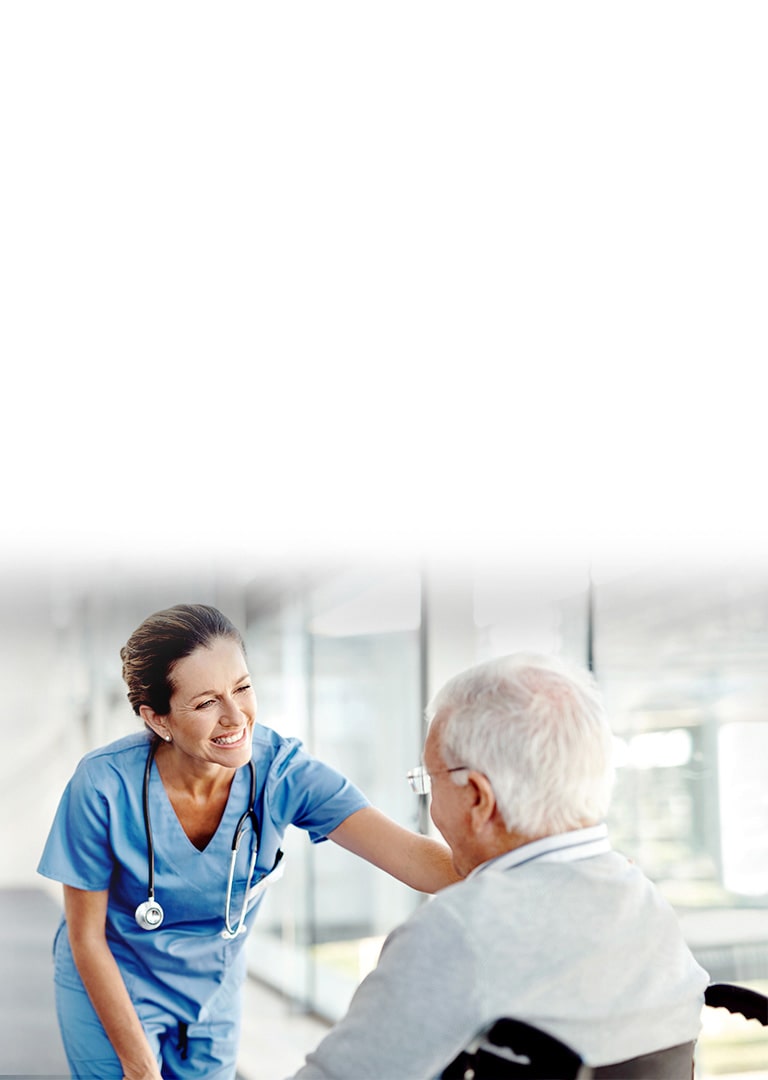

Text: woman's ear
xmin=139 ymin=704 xmax=171 ymax=743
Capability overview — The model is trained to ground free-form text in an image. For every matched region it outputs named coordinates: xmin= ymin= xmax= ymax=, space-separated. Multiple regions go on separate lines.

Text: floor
xmin=0 ymin=886 xmax=70 ymax=1078
xmin=237 ymin=979 xmax=330 ymax=1080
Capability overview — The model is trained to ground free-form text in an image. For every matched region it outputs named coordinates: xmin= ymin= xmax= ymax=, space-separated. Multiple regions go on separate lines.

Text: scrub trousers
xmin=54 ymin=973 xmax=243 ymax=1079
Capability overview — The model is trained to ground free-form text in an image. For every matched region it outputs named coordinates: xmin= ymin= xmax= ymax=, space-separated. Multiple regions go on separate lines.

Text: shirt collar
xmin=468 ymin=823 xmax=611 ymax=879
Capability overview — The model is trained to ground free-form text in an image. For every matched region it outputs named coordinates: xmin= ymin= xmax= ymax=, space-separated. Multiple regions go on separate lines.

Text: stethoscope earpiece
xmin=135 ymin=899 xmax=165 ymax=930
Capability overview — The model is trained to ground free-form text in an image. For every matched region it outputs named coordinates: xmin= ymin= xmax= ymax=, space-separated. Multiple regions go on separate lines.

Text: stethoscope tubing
xmin=137 ymin=739 xmax=259 ymax=937
xmin=143 ymin=739 xmax=160 ymax=901
xmin=222 ymin=759 xmax=260 ymax=939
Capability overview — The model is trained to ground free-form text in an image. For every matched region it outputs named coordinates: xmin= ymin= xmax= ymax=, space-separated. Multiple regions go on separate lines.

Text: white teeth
xmin=212 ymin=730 xmax=243 ymax=746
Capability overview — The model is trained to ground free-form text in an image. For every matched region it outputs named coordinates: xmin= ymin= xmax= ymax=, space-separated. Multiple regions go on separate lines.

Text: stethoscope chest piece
xmin=135 ymin=898 xmax=165 ymax=930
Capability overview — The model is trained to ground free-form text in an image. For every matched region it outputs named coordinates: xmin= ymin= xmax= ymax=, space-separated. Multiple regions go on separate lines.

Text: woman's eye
xmin=196 ymin=699 xmax=216 ymax=709
xmin=235 ymin=684 xmax=251 ymax=694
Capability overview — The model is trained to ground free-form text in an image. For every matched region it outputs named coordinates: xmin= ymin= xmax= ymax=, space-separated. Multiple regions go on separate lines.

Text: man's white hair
xmin=426 ymin=653 xmax=615 ymax=837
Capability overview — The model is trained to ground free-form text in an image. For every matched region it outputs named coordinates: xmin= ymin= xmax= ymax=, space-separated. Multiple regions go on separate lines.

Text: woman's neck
xmin=154 ymin=741 xmax=236 ymax=802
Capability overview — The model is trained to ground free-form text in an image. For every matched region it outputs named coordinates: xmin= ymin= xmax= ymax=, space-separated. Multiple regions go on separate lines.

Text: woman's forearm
xmin=69 ymin=934 xmax=161 ymax=1080
xmin=63 ymin=886 xmax=161 ymax=1080
xmin=329 ymin=807 xmax=462 ymax=892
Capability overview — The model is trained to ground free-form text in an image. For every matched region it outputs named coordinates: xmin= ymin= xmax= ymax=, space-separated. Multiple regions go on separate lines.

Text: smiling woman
xmin=36 ymin=604 xmax=460 ymax=1080
xmin=140 ymin=639 xmax=258 ymax=779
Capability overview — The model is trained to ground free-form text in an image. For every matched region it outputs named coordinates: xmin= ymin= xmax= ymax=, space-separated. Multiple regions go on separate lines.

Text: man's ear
xmin=467 ymin=771 xmax=497 ymax=831
xmin=139 ymin=704 xmax=170 ymax=743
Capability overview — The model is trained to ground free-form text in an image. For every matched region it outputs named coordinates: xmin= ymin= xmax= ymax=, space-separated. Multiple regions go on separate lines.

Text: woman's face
xmin=154 ymin=636 xmax=257 ymax=770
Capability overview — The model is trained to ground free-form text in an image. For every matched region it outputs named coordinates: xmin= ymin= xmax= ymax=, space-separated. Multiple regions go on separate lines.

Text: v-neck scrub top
xmin=38 ymin=727 xmax=369 ymax=1023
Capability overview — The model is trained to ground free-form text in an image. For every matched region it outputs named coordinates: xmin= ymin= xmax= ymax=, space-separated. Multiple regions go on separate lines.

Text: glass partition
xmin=591 ymin=567 xmax=768 ymax=915
xmin=244 ymin=567 xmax=423 ymax=1019
xmin=589 ymin=565 xmax=768 ymax=1075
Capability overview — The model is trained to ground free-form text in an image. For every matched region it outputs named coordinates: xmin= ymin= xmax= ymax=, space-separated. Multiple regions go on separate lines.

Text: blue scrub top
xmin=37 ymin=726 xmax=369 ymax=1022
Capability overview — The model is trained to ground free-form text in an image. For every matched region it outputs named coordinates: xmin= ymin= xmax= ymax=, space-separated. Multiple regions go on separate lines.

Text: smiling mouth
xmin=211 ymin=728 xmax=246 ymax=747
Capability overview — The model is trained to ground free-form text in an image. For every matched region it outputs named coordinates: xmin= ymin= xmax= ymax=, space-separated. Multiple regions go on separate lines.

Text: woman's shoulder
xmin=250 ymin=722 xmax=301 ymax=764
xmin=251 ymin=723 xmax=324 ymax=781
xmin=251 ymin=724 xmax=355 ymax=797
xmin=251 ymin=721 xmax=298 ymax=749
xmin=78 ymin=730 xmax=153 ymax=775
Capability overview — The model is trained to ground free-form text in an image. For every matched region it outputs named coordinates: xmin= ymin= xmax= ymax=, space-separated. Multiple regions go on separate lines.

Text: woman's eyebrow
xmin=189 ymin=674 xmax=250 ymax=700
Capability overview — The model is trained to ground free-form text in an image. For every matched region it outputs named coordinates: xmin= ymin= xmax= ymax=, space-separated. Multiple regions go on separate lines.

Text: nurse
xmin=38 ymin=603 xmax=460 ymax=1080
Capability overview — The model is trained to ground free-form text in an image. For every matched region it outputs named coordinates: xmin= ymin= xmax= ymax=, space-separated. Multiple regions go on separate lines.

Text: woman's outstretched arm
xmin=328 ymin=807 xmax=462 ymax=892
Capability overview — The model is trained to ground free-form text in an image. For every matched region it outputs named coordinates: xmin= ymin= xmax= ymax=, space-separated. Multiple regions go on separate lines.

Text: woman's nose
xmin=220 ymin=698 xmax=242 ymax=724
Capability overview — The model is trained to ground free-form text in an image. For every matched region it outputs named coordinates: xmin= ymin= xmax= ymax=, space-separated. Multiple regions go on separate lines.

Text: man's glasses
xmin=406 ymin=764 xmax=469 ymax=795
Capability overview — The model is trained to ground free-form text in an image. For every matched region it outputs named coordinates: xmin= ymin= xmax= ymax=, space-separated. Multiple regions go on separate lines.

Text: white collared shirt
xmin=469 ymin=823 xmax=611 ymax=878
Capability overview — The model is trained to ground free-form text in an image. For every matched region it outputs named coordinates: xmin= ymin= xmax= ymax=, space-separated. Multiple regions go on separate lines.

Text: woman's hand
xmin=122 ymin=1067 xmax=163 ymax=1080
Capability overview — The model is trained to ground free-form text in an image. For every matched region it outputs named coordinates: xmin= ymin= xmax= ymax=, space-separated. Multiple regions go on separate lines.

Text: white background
xmin=1 ymin=2 xmax=767 ymax=577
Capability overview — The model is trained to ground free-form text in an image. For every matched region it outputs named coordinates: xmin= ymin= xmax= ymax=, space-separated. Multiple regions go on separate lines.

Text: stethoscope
xmin=135 ymin=739 xmax=281 ymax=940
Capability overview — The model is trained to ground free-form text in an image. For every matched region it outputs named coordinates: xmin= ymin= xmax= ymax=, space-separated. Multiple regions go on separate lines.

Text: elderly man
xmin=289 ymin=653 xmax=708 ymax=1079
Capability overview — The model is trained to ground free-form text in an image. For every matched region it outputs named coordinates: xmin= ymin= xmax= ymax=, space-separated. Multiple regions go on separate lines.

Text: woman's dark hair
xmin=120 ymin=603 xmax=246 ymax=716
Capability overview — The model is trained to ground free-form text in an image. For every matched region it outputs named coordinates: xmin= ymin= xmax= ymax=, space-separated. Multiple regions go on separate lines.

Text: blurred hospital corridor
xmin=2 ymin=557 xmax=768 ymax=1077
